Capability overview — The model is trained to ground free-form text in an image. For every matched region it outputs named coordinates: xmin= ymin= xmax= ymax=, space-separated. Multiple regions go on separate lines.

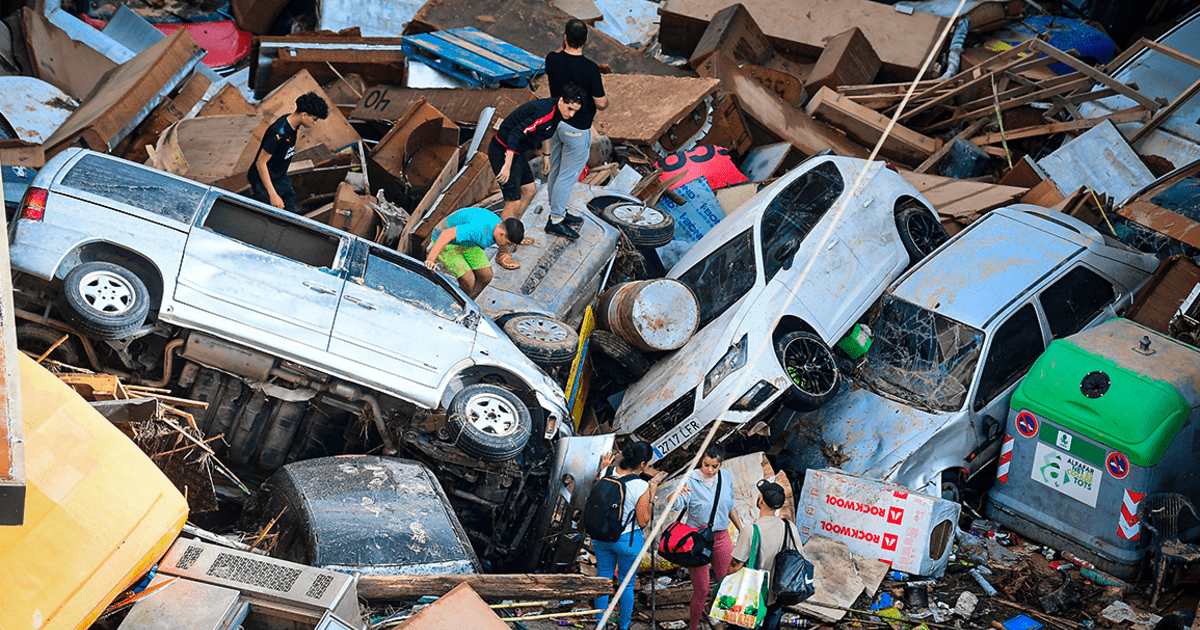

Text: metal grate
xmin=306 ymin=573 xmax=334 ymax=600
xmin=208 ymin=552 xmax=303 ymax=593
xmin=176 ymin=545 xmax=203 ymax=570
xmin=634 ymin=389 xmax=696 ymax=442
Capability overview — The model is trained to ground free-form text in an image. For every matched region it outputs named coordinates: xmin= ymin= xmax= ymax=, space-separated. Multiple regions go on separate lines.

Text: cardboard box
xmin=797 ymin=469 xmax=959 ymax=577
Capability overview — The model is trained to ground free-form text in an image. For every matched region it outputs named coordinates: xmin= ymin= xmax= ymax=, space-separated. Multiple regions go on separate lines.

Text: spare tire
xmin=59 ymin=261 xmax=150 ymax=340
xmin=602 ymin=202 xmax=675 ymax=248
xmin=503 ymin=314 xmax=579 ymax=367
xmin=589 ymin=329 xmax=651 ymax=382
xmin=447 ymin=384 xmax=533 ymax=462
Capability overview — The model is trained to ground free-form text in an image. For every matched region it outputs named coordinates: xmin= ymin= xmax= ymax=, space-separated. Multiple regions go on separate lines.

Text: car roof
xmin=892 ymin=207 xmax=1087 ymax=327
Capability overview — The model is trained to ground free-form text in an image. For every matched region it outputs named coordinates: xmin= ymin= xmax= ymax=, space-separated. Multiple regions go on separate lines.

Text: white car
xmin=611 ymin=155 xmax=947 ymax=466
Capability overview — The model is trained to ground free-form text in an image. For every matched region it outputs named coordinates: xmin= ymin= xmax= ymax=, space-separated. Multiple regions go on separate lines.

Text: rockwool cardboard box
xmin=797 ymin=469 xmax=960 ymax=577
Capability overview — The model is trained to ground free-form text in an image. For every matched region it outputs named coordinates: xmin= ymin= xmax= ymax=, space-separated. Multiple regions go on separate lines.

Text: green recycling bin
xmin=986 ymin=318 xmax=1200 ymax=578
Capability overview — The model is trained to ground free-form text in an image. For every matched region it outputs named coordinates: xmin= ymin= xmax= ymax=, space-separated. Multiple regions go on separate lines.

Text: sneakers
xmin=563 ymin=212 xmax=584 ymax=226
xmin=545 ymin=219 xmax=580 ymax=239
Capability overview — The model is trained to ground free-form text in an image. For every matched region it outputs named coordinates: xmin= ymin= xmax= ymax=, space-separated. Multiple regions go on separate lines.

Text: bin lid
xmin=1012 ymin=321 xmax=1192 ymax=467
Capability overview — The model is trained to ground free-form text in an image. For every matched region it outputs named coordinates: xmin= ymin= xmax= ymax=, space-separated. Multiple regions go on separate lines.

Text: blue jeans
xmin=594 ymin=529 xmax=643 ymax=629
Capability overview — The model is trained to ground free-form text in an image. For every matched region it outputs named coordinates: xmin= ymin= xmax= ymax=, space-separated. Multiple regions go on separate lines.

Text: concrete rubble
xmin=2 ymin=0 xmax=1200 ymax=629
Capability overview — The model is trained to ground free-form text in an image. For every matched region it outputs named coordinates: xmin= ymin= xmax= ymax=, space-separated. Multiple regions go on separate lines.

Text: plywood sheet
xmin=352 ymin=86 xmax=527 ymax=125
xmin=154 ymin=115 xmax=262 ymax=184
xmin=537 ymin=74 xmax=718 ymax=145
xmin=900 ymin=171 xmax=1027 ymax=225
xmin=658 ymin=0 xmax=947 ymax=77
xmin=23 ymin=7 xmax=119 ymax=101
xmin=407 ymin=0 xmax=688 ymax=77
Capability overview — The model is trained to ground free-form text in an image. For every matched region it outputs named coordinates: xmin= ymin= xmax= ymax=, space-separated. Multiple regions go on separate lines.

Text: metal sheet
xmin=103 ymin=7 xmax=222 ymax=84
xmin=317 ymin=0 xmax=426 ymax=38
xmin=46 ymin=8 xmax=134 ymax=64
xmin=594 ymin=0 xmax=660 ymax=47
xmin=1037 ymin=120 xmax=1155 ymax=203
xmin=0 ymin=77 xmax=77 ymax=144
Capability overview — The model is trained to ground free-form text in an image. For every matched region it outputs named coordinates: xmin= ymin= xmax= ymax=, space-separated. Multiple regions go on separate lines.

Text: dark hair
xmin=620 ymin=441 xmax=654 ymax=469
xmin=757 ymin=479 xmax=786 ymax=509
xmin=502 ymin=218 xmax=525 ymax=244
xmin=565 ymin=18 xmax=588 ymax=48
xmin=702 ymin=443 xmax=726 ymax=462
xmin=295 ymin=92 xmax=329 ymax=120
xmin=560 ymin=82 xmax=587 ymax=106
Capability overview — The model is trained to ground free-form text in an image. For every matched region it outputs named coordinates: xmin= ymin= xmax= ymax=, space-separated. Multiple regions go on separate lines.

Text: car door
xmin=174 ymin=195 xmax=347 ymax=350
xmin=970 ymin=303 xmax=1049 ymax=433
xmin=762 ymin=160 xmax=863 ymax=340
xmin=329 ymin=242 xmax=476 ymax=397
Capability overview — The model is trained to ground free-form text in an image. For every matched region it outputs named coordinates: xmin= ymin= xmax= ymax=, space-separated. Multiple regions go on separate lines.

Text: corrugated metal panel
xmin=1037 ymin=120 xmax=1155 ymax=202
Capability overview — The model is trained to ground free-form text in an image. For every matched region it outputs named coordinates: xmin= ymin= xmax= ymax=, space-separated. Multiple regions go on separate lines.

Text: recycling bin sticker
xmin=1031 ymin=441 xmax=1101 ymax=507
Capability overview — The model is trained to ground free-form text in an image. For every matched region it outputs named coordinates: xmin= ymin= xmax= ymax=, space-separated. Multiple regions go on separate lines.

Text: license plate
xmin=653 ymin=416 xmax=707 ymax=459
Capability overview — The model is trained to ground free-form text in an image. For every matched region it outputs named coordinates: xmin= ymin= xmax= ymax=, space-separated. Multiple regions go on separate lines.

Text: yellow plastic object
xmin=0 ymin=354 xmax=188 ymax=630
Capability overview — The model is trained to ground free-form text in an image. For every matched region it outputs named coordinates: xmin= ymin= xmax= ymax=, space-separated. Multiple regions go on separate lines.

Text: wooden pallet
xmin=401 ymin=27 xmax=543 ymax=88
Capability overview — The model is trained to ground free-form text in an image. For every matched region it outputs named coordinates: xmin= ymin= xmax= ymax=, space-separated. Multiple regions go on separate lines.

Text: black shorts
xmin=487 ymin=137 xmax=534 ymax=202
xmin=249 ymin=178 xmax=297 ymax=213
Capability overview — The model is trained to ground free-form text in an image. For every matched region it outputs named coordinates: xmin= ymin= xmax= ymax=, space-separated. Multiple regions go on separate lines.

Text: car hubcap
xmin=516 ymin=317 xmax=569 ymax=343
xmin=464 ymin=393 xmax=519 ymax=436
xmin=781 ymin=336 xmax=838 ymax=397
xmin=613 ymin=204 xmax=666 ymax=227
xmin=904 ymin=212 xmax=948 ymax=256
xmin=79 ymin=270 xmax=135 ymax=315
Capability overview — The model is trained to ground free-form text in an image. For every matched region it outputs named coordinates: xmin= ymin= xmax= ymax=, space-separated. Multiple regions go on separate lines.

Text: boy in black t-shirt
xmin=248 ymin=92 xmax=329 ymax=213
xmin=543 ymin=19 xmax=608 ymax=239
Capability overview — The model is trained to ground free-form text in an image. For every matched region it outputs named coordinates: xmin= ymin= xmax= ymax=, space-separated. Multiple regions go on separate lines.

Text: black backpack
xmin=584 ymin=467 xmax=640 ymax=544
xmin=770 ymin=522 xmax=815 ymax=605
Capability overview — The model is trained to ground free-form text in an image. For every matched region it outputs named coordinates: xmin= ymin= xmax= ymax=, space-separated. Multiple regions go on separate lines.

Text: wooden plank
xmin=689 ymin=3 xmax=774 ymax=70
xmin=197 ymin=82 xmax=257 ymax=117
xmin=556 ymin=74 xmax=720 ymax=146
xmin=657 ymin=0 xmax=947 ymax=77
xmin=1120 ymin=200 xmax=1200 ymax=251
xmin=923 ymin=75 xmax=1095 ymax=133
xmin=805 ymin=86 xmax=940 ymax=165
xmin=969 ymin=107 xmax=1151 ymax=144
xmin=357 ymin=574 xmax=615 ymax=601
xmin=742 ymin=64 xmax=805 ymax=107
xmin=407 ymin=0 xmax=687 ymax=77
xmin=696 ymin=53 xmax=868 ymax=159
xmin=900 ymin=170 xmax=1027 ymax=225
xmin=890 ymin=40 xmax=1037 ymax=120
xmin=807 ymin=28 xmax=880 ymax=94
xmin=1140 ymin=40 xmax=1200 ymax=71
xmin=267 ymin=47 xmax=406 ymax=98
xmin=1103 ymin=38 xmax=1151 ymax=74
xmin=353 ymin=86 xmax=526 ymax=125
xmin=1030 ymin=39 xmax=1162 ymax=112
xmin=22 ymin=7 xmax=118 ymax=101
xmin=1129 ymin=77 xmax=1200 ymax=144
xmin=155 ymin=115 xmax=263 ymax=184
xmin=1020 ymin=178 xmax=1066 ymax=207
xmin=914 ymin=118 xmax=988 ymax=174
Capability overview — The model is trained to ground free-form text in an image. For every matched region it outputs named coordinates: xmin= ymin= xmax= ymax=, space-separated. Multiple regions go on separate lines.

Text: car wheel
xmin=775 ymin=331 xmax=841 ymax=411
xmin=59 ymin=262 xmax=151 ymax=340
xmin=589 ymin=330 xmax=651 ymax=380
xmin=896 ymin=207 xmax=949 ymax=262
xmin=503 ymin=315 xmax=579 ymax=367
xmin=16 ymin=323 xmax=84 ymax=365
xmin=447 ymin=384 xmax=533 ymax=462
xmin=602 ymin=202 xmax=675 ymax=248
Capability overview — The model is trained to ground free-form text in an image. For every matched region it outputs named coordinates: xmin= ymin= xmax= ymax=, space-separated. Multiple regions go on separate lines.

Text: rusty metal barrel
xmin=596 ymin=279 xmax=699 ymax=352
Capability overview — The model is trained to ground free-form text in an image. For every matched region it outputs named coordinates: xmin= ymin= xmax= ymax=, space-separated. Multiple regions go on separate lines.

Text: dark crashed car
xmin=241 ymin=455 xmax=481 ymax=575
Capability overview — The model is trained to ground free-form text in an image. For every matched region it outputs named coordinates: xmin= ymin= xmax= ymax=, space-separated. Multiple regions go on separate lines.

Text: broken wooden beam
xmin=805 ymin=86 xmax=940 ymax=165
xmin=969 ymin=107 xmax=1151 ymax=145
xmin=915 ymin=118 xmax=989 ymax=174
xmin=1029 ymin=39 xmax=1163 ymax=112
xmin=688 ymin=3 xmax=774 ymax=70
xmin=356 ymin=574 xmax=615 ymax=601
xmin=807 ymin=27 xmax=880 ymax=94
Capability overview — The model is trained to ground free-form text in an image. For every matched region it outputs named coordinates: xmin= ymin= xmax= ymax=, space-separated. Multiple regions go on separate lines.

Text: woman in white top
xmin=593 ymin=441 xmax=657 ymax=630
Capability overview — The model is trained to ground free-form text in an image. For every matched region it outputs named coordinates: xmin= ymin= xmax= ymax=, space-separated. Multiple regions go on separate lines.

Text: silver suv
xmin=8 ymin=148 xmax=574 ymax=569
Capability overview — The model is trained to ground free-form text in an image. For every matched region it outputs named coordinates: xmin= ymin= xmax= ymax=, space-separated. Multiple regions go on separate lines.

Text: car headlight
xmin=703 ymin=334 xmax=748 ymax=397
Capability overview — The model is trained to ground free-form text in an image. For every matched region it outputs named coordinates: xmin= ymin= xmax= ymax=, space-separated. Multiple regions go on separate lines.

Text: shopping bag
xmin=709 ymin=524 xmax=769 ymax=628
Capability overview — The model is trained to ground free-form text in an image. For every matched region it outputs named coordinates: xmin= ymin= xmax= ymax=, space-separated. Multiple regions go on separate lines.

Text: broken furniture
xmin=401 ymin=27 xmax=544 ymax=88
xmin=1137 ymin=493 xmax=1200 ymax=608
xmin=250 ymin=34 xmax=409 ymax=100
xmin=988 ymin=319 xmax=1200 ymax=580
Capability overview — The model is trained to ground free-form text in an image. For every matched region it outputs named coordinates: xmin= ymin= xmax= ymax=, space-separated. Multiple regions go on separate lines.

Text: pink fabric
xmin=688 ymin=528 xmax=733 ymax=630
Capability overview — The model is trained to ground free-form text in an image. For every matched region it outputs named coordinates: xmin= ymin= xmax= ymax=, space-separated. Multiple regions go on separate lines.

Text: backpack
xmin=770 ymin=522 xmax=815 ymax=605
xmin=584 ymin=467 xmax=640 ymax=544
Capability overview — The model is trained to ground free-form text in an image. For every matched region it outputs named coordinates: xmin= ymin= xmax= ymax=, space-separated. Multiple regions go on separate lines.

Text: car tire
xmin=447 ymin=384 xmax=533 ymax=462
xmin=589 ymin=330 xmax=651 ymax=380
xmin=602 ymin=202 xmax=675 ymax=248
xmin=59 ymin=262 xmax=151 ymax=340
xmin=896 ymin=207 xmax=949 ymax=262
xmin=16 ymin=323 xmax=84 ymax=365
xmin=503 ymin=315 xmax=579 ymax=367
xmin=775 ymin=330 xmax=841 ymax=411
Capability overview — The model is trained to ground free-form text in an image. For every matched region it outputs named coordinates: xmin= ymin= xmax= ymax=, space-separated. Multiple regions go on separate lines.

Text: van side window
xmin=974 ymin=304 xmax=1043 ymax=411
xmin=1039 ymin=266 xmax=1116 ymax=339
xmin=61 ymin=154 xmax=206 ymax=224
xmin=204 ymin=199 xmax=340 ymax=269
xmin=362 ymin=253 xmax=465 ymax=321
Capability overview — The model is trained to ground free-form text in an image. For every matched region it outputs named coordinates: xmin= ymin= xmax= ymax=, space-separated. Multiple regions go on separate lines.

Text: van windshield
xmin=856 ymin=296 xmax=984 ymax=412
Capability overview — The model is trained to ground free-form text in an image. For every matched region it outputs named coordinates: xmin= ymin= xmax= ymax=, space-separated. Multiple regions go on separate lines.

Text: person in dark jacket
xmin=543 ymin=18 xmax=608 ymax=240
xmin=248 ymin=92 xmax=329 ymax=213
xmin=487 ymin=84 xmax=585 ymax=269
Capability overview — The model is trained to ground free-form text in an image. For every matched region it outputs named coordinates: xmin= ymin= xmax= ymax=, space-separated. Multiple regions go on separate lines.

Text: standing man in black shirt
xmin=488 ymin=84 xmax=585 ymax=269
xmin=543 ymin=19 xmax=608 ymax=239
xmin=248 ymin=91 xmax=329 ymax=213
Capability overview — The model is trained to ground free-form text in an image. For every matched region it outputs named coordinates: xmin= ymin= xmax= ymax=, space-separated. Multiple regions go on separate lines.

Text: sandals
xmin=521 ymin=236 xmax=535 ymax=245
xmin=497 ymin=252 xmax=520 ymax=270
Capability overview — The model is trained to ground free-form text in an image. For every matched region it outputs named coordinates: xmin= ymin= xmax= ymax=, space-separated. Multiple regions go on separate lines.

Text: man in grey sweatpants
xmin=542 ymin=18 xmax=608 ymax=239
